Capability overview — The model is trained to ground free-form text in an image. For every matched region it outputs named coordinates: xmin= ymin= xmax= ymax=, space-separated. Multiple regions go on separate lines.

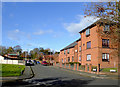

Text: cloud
xmin=64 ymin=15 xmax=100 ymax=34
xmin=8 ymin=29 xmax=20 ymax=41
xmin=33 ymin=30 xmax=44 ymax=35
xmin=8 ymin=33 xmax=20 ymax=41
xmin=14 ymin=29 xmax=19 ymax=33
xmin=33 ymin=29 xmax=53 ymax=35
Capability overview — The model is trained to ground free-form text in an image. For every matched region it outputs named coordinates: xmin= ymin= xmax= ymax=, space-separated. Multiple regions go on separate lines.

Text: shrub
xmin=69 ymin=62 xmax=74 ymax=65
xmin=69 ymin=62 xmax=79 ymax=65
xmin=80 ymin=65 xmax=85 ymax=70
xmin=91 ymin=66 xmax=97 ymax=71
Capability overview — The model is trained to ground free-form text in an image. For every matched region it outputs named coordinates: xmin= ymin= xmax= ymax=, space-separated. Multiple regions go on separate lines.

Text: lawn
xmin=0 ymin=64 xmax=25 ymax=77
xmin=101 ymin=68 xmax=118 ymax=72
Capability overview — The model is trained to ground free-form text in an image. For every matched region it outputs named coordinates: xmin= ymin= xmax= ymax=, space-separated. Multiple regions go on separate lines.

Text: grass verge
xmin=0 ymin=64 xmax=25 ymax=77
xmin=101 ymin=68 xmax=117 ymax=72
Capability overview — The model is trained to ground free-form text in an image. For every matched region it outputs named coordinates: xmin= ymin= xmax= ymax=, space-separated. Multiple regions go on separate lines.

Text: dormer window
xmin=86 ymin=28 xmax=90 ymax=36
xmin=103 ymin=25 xmax=110 ymax=32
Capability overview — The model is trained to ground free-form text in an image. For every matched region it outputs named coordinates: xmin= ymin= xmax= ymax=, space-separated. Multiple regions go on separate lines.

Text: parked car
xmin=25 ymin=60 xmax=34 ymax=66
xmin=33 ymin=60 xmax=37 ymax=64
xmin=41 ymin=61 xmax=48 ymax=66
xmin=37 ymin=61 xmax=40 ymax=64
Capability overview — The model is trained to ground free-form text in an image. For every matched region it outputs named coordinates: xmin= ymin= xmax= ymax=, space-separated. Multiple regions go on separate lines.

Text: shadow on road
xmin=2 ymin=77 xmax=93 ymax=87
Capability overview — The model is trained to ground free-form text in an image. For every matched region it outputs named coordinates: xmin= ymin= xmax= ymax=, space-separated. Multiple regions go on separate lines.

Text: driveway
xmin=2 ymin=64 xmax=119 ymax=87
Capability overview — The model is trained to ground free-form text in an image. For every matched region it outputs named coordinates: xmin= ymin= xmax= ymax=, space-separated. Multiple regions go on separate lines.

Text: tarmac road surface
xmin=2 ymin=64 xmax=119 ymax=87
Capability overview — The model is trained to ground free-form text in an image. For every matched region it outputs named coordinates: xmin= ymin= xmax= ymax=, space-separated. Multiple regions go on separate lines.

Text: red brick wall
xmin=59 ymin=24 xmax=118 ymax=69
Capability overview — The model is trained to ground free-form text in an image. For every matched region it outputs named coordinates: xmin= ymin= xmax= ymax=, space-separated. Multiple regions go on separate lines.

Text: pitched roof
xmin=60 ymin=39 xmax=80 ymax=51
xmin=79 ymin=18 xmax=100 ymax=33
xmin=79 ymin=18 xmax=115 ymax=33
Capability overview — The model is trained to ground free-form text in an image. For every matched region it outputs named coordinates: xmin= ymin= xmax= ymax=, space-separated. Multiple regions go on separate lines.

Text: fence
xmin=0 ymin=59 xmax=24 ymax=65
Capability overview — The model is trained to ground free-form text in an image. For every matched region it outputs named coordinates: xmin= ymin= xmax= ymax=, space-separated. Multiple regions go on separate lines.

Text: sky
xmin=2 ymin=2 xmax=99 ymax=52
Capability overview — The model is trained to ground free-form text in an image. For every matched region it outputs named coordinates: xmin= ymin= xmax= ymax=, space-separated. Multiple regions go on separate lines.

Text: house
xmin=4 ymin=53 xmax=19 ymax=59
xmin=59 ymin=18 xmax=118 ymax=72
xmin=0 ymin=55 xmax=24 ymax=65
xmin=59 ymin=41 xmax=78 ymax=63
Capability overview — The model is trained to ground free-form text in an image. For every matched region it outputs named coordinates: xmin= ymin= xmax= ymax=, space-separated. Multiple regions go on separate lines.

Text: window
xmin=67 ymin=49 xmax=70 ymax=54
xmin=103 ymin=25 xmax=110 ymax=31
xmin=64 ymin=50 xmax=66 ymax=55
xmin=102 ymin=53 xmax=109 ymax=61
xmin=83 ymin=44 xmax=85 ymax=46
xmin=86 ymin=28 xmax=90 ymax=36
xmin=87 ymin=54 xmax=91 ymax=61
xmin=79 ymin=46 xmax=81 ymax=52
xmin=62 ymin=58 xmax=63 ymax=63
xmin=87 ymin=41 xmax=91 ymax=49
xmin=102 ymin=39 xmax=109 ymax=48
xmin=75 ymin=50 xmax=77 ymax=52
xmin=72 ymin=56 xmax=74 ymax=62
xmin=79 ymin=56 xmax=81 ymax=61
xmin=68 ymin=57 xmax=70 ymax=62
xmin=64 ymin=58 xmax=66 ymax=63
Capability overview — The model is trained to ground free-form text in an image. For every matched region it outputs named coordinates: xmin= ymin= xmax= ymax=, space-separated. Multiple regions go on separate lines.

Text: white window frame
xmin=86 ymin=28 xmax=90 ymax=36
xmin=104 ymin=25 xmax=110 ymax=31
xmin=62 ymin=58 xmax=63 ymax=63
xmin=79 ymin=56 xmax=81 ymax=61
xmin=79 ymin=46 xmax=81 ymax=52
xmin=64 ymin=58 xmax=66 ymax=63
xmin=67 ymin=49 xmax=70 ymax=54
xmin=87 ymin=54 xmax=91 ymax=61
xmin=102 ymin=53 xmax=109 ymax=61
xmin=75 ymin=50 xmax=77 ymax=52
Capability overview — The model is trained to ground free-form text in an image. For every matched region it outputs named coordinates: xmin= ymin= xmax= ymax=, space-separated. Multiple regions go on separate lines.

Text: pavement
xmin=53 ymin=65 xmax=119 ymax=80
xmin=0 ymin=66 xmax=33 ymax=82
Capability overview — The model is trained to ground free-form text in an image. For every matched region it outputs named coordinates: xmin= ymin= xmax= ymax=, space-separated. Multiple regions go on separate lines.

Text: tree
xmin=84 ymin=2 xmax=119 ymax=56
xmin=55 ymin=51 xmax=60 ymax=54
xmin=0 ymin=46 xmax=7 ymax=55
xmin=7 ymin=47 xmax=14 ymax=54
xmin=39 ymin=47 xmax=44 ymax=52
xmin=30 ymin=50 xmax=34 ymax=59
xmin=13 ymin=45 xmax=22 ymax=54
xmin=85 ymin=2 xmax=119 ymax=39
xmin=21 ymin=51 xmax=29 ymax=58
xmin=53 ymin=54 xmax=59 ymax=62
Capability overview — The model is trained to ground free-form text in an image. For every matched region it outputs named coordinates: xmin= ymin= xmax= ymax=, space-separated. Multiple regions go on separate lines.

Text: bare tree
xmin=84 ymin=1 xmax=119 ymax=57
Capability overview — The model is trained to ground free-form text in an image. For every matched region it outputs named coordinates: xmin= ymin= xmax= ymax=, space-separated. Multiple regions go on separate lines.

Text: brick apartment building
xmin=59 ymin=19 xmax=118 ymax=71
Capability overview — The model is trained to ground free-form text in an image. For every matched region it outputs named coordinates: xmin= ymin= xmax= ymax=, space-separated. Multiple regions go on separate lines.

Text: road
xmin=2 ymin=64 xmax=119 ymax=87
